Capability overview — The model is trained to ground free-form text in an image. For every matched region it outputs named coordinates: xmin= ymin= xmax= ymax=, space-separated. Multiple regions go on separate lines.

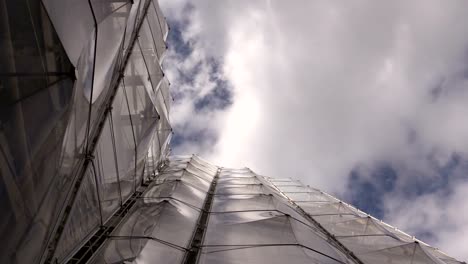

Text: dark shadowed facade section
xmin=0 ymin=0 xmax=171 ymax=263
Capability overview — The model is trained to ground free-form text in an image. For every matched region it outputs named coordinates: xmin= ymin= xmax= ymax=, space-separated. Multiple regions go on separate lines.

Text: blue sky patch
xmin=344 ymin=165 xmax=398 ymax=219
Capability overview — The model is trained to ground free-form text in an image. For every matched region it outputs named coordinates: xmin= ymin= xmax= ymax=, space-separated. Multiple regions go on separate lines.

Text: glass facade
xmin=0 ymin=0 xmax=170 ymax=263
xmin=267 ymin=177 xmax=465 ymax=264
xmin=0 ymin=0 xmax=465 ymax=263
xmin=90 ymin=155 xmax=465 ymax=264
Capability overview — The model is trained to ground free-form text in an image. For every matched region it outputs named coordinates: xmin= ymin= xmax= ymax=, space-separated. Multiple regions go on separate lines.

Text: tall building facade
xmin=0 ymin=0 xmax=171 ymax=263
xmin=95 ymin=155 xmax=464 ymax=264
xmin=0 ymin=0 xmax=465 ymax=264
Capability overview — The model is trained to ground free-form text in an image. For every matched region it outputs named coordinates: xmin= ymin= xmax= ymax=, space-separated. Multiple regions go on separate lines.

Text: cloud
xmin=385 ymin=171 xmax=468 ymax=259
xmin=160 ymin=0 xmax=468 ymax=259
xmin=161 ymin=2 xmax=233 ymax=156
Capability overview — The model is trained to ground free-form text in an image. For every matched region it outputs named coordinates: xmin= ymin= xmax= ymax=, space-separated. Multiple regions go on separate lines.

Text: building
xmin=1 ymin=0 xmax=171 ymax=263
xmin=91 ymin=155 xmax=464 ymax=264
xmin=0 ymin=0 xmax=465 ymax=263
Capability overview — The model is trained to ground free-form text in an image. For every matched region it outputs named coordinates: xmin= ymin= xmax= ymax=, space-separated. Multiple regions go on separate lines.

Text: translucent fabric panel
xmin=152 ymin=0 xmax=169 ymax=41
xmin=170 ymin=156 xmax=190 ymax=161
xmin=145 ymin=147 xmax=157 ymax=174
xmin=112 ymin=199 xmax=198 ymax=248
xmin=220 ymin=168 xmax=251 ymax=174
xmin=296 ymin=202 xmax=356 ymax=216
xmin=124 ymin=36 xmax=153 ymax=113
xmin=210 ymin=194 xmax=304 ymax=223
xmin=136 ymin=0 xmax=149 ymax=27
xmin=42 ymin=0 xmax=94 ymax=65
xmin=0 ymin=1 xmax=77 ymax=262
xmin=0 ymin=1 xmax=74 ymax=93
xmin=157 ymin=169 xmax=184 ymax=180
xmin=187 ymin=160 xmax=216 ymax=177
xmin=159 ymin=77 xmax=172 ymax=114
xmin=91 ymin=0 xmax=131 ymax=24
xmin=144 ymin=181 xmax=206 ymax=209
xmin=122 ymin=0 xmax=142 ymax=51
xmin=54 ymin=167 xmax=101 ymax=262
xmin=192 ymin=156 xmax=218 ymax=173
xmin=215 ymin=184 xmax=273 ymax=195
xmin=159 ymin=133 xmax=171 ymax=161
xmin=164 ymin=162 xmax=189 ymax=171
xmin=151 ymin=135 xmax=163 ymax=166
xmin=338 ymin=235 xmax=406 ymax=255
xmin=148 ymin=1 xmax=167 ymax=62
xmin=382 ymin=226 xmax=415 ymax=243
xmin=270 ymin=179 xmax=300 ymax=186
xmin=289 ymin=218 xmax=351 ymax=263
xmin=110 ymin=85 xmax=137 ymax=201
xmin=225 ymin=170 xmax=251 ymax=176
xmin=157 ymin=170 xmax=211 ymax=192
xmin=255 ymin=176 xmax=279 ymax=189
xmin=285 ymin=191 xmax=335 ymax=202
xmin=94 ymin=118 xmax=122 ymax=221
xmin=135 ymin=123 xmax=158 ymax=187
xmin=217 ymin=177 xmax=262 ymax=185
xmin=169 ymin=156 xmax=192 ymax=163
xmin=204 ymin=210 xmax=340 ymax=262
xmin=123 ymin=0 xmax=148 ymax=53
xmin=219 ymin=171 xmax=253 ymax=178
xmin=357 ymin=242 xmax=444 ymax=264
xmin=423 ymin=246 xmax=464 ymax=264
xmin=439 ymin=260 xmax=466 ymax=264
xmin=0 ymin=79 xmax=76 ymax=264
xmin=280 ymin=185 xmax=313 ymax=193
xmin=182 ymin=169 xmax=212 ymax=188
xmin=186 ymin=162 xmax=216 ymax=182
xmin=156 ymin=110 xmax=172 ymax=161
xmin=142 ymin=160 xmax=154 ymax=183
xmin=325 ymin=217 xmax=393 ymax=237
xmin=211 ymin=195 xmax=278 ymax=212
xmin=270 ymin=178 xmax=295 ymax=182
xmin=91 ymin=238 xmax=184 ymax=264
xmin=88 ymin=3 xmax=129 ymax=103
xmin=199 ymin=245 xmax=345 ymax=264
xmin=149 ymin=137 xmax=162 ymax=170
xmin=139 ymin=18 xmax=164 ymax=91
xmin=274 ymin=182 xmax=302 ymax=187
xmin=313 ymin=214 xmax=363 ymax=226
xmin=64 ymin=25 xmax=96 ymax=160
xmin=204 ymin=211 xmax=298 ymax=245
xmin=155 ymin=88 xmax=170 ymax=125
xmin=123 ymin=42 xmax=159 ymax=188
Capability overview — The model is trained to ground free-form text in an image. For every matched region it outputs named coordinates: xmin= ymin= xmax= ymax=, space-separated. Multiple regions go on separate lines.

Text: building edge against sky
xmin=0 ymin=0 xmax=466 ymax=263
xmin=85 ymin=154 xmax=467 ymax=264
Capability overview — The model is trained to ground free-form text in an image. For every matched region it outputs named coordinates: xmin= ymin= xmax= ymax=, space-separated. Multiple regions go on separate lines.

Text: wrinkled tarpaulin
xmin=94 ymin=155 xmax=466 ymax=264
xmin=0 ymin=0 xmax=170 ymax=263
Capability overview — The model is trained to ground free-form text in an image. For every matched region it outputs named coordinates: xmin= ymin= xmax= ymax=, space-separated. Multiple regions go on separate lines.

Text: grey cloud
xmin=161 ymin=0 xmax=234 ymax=157
xmin=161 ymin=0 xmax=468 ymax=259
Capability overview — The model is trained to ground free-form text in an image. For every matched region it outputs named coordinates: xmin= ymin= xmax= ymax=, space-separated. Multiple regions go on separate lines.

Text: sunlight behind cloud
xmin=161 ymin=0 xmax=468 ymax=259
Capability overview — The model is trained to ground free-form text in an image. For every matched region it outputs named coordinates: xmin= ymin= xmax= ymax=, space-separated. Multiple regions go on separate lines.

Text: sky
xmin=160 ymin=0 xmax=468 ymax=260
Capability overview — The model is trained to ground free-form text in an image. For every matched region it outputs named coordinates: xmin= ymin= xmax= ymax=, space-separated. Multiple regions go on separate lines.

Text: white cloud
xmin=160 ymin=0 xmax=468 ymax=259
xmin=385 ymin=180 xmax=468 ymax=259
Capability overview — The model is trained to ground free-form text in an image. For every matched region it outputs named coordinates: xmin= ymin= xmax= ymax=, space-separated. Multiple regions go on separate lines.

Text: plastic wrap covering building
xmin=0 ymin=0 xmax=466 ymax=264
xmin=88 ymin=155 xmax=464 ymax=264
xmin=0 ymin=0 xmax=171 ymax=263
